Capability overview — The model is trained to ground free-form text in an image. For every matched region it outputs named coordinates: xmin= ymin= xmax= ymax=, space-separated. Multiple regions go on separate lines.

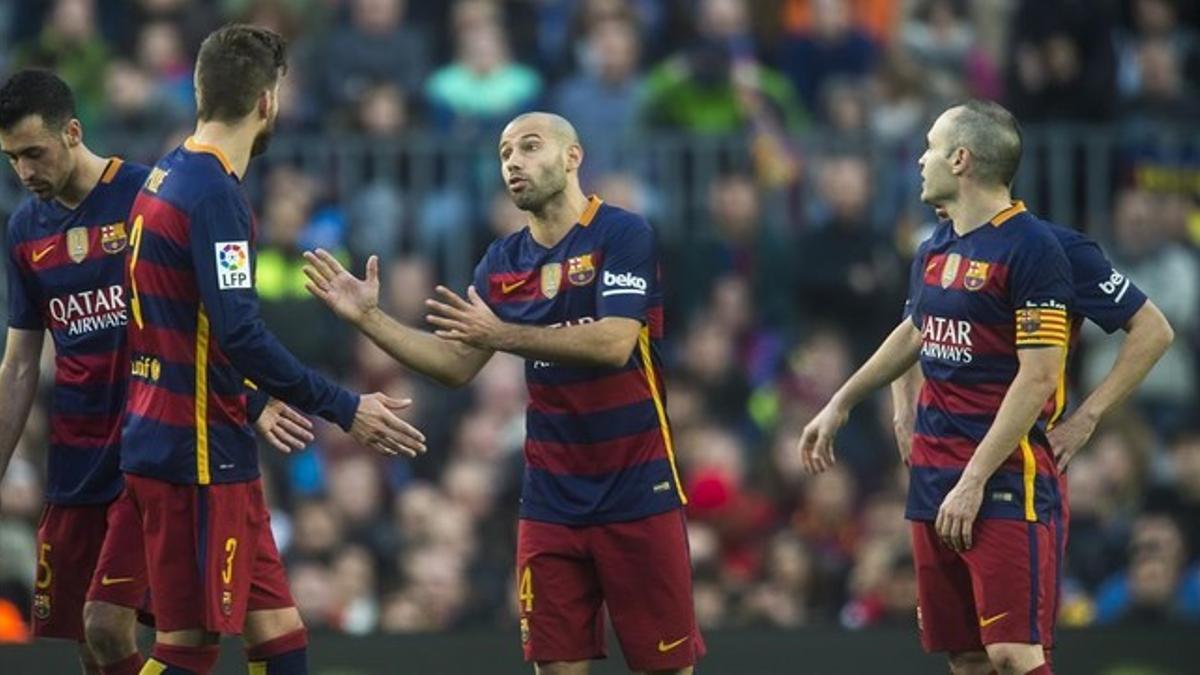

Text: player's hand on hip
xmin=426 ymin=285 xmax=506 ymax=350
xmin=1047 ymin=412 xmax=1097 ymax=472
xmin=797 ymin=403 xmax=846 ymax=474
xmin=350 ymin=393 xmax=427 ymax=457
xmin=935 ymin=479 xmax=984 ymax=552
xmin=303 ymin=248 xmax=380 ymax=325
xmin=254 ymin=398 xmax=315 ymax=453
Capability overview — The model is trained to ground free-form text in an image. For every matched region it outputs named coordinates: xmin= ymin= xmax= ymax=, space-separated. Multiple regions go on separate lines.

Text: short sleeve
xmin=472 ymin=247 xmax=493 ymax=309
xmin=596 ymin=218 xmax=655 ymax=322
xmin=902 ymin=240 xmax=930 ymax=327
xmin=1066 ymin=239 xmax=1147 ymax=334
xmin=1010 ymin=234 xmax=1073 ymax=349
xmin=5 ymin=215 xmax=44 ymax=329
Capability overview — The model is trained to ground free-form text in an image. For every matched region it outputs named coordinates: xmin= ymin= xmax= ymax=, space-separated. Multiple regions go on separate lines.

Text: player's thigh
xmin=535 ymin=661 xmax=591 ymax=675
xmin=86 ymin=488 xmax=150 ymax=613
xmin=960 ymin=518 xmax=1056 ymax=648
xmin=243 ymin=481 xmax=303 ymax=646
xmin=517 ymin=518 xmax=605 ymax=664
xmin=590 ymin=509 xmax=704 ymax=672
xmin=32 ymin=502 xmax=109 ymax=640
xmin=910 ymin=520 xmax=982 ymax=654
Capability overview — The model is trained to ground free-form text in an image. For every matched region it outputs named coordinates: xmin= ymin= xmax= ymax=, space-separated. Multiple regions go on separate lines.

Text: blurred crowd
xmin=1 ymin=0 xmax=1200 ymax=641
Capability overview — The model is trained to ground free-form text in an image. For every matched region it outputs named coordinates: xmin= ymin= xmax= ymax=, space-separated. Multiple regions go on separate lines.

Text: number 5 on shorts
xmin=36 ymin=543 xmax=53 ymax=589
xmin=519 ymin=565 xmax=534 ymax=613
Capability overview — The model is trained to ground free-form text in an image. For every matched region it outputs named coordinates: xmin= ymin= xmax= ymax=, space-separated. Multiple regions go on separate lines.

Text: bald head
xmin=944 ymin=100 xmax=1022 ymax=188
xmin=502 ymin=112 xmax=580 ymax=150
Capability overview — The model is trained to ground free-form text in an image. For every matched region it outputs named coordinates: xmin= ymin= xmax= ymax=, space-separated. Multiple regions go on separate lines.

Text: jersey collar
xmin=579 ymin=195 xmax=603 ymax=226
xmin=183 ymin=136 xmax=236 ymax=177
xmin=989 ymin=200 xmax=1027 ymax=227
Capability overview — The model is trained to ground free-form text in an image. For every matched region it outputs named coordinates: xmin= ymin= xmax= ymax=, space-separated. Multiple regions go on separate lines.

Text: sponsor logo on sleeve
xmin=215 ymin=241 xmax=251 ymax=290
xmin=601 ymin=270 xmax=647 ymax=297
xmin=1098 ymin=269 xmax=1131 ymax=303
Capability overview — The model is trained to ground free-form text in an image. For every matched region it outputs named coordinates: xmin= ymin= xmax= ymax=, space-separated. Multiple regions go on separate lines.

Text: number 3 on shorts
xmin=518 ymin=565 xmax=534 ymax=613
xmin=222 ymin=537 xmax=238 ymax=585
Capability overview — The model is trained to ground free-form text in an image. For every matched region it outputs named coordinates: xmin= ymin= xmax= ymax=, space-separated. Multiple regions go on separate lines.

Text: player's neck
xmin=527 ymin=186 xmax=589 ymax=248
xmin=945 ymin=187 xmax=1015 ymax=237
xmin=190 ymin=120 xmax=255 ymax=179
xmin=56 ymin=148 xmax=108 ymax=210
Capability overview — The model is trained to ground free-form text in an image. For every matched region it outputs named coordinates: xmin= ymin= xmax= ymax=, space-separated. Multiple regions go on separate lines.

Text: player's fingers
xmin=366 ymin=255 xmax=380 ymax=284
xmin=263 ymin=429 xmax=292 ymax=454
xmin=962 ymin=516 xmax=974 ymax=550
xmin=302 ymin=250 xmax=336 ymax=279
xmin=379 ymin=396 xmax=414 ymax=412
xmin=304 ymin=280 xmax=333 ymax=303
xmin=314 ymin=248 xmax=349 ymax=276
xmin=426 ymin=314 xmax=468 ymax=332
xmin=433 ymin=329 xmax=468 ymax=342
xmin=434 ymin=285 xmax=472 ymax=309
xmin=279 ymin=405 xmax=314 ymax=430
xmin=935 ymin=508 xmax=947 ymax=544
xmin=277 ymin=417 xmax=315 ymax=445
xmin=302 ymin=265 xmax=331 ymax=290
xmin=425 ymin=298 xmax=467 ymax=320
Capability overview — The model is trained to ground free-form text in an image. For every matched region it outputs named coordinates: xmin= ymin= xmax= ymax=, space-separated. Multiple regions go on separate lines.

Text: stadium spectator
xmin=13 ymin=0 xmax=108 ymax=129
xmin=1094 ymin=514 xmax=1200 ymax=623
xmin=777 ymin=0 xmax=878 ymax=113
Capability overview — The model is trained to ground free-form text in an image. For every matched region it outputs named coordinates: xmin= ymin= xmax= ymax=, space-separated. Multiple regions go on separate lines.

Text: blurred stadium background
xmin=0 ymin=0 xmax=1197 ymax=672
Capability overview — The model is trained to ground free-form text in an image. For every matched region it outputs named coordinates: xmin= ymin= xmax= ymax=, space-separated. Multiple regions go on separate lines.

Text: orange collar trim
xmin=579 ymin=195 xmax=603 ymax=227
xmin=990 ymin=200 xmax=1027 ymax=227
xmin=184 ymin=136 xmax=235 ymax=175
xmin=99 ymin=157 xmax=123 ymax=184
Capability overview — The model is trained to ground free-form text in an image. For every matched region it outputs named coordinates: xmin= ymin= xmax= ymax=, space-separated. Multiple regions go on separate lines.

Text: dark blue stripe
xmin=51 ymin=382 xmax=128 ymax=416
xmin=525 ymin=358 xmax=640 ymax=386
xmin=919 ymin=291 xmax=1013 ymax=323
xmin=132 ymin=360 xmax=246 ymax=398
xmin=1028 ymin=522 xmax=1040 ymax=644
xmin=121 ymin=414 xmax=259 ymax=485
xmin=526 ymin=399 xmax=660 ymax=443
xmin=137 ymin=227 xmax=193 ymax=267
xmin=46 ymin=333 xmax=125 ymax=355
xmin=520 ymin=458 xmax=681 ymax=525
xmin=921 ymin=355 xmax=1017 ymax=384
xmin=135 ymin=294 xmax=198 ymax=331
xmin=915 ymin=407 xmax=992 ymax=442
xmin=1052 ymin=491 xmax=1064 ymax=646
xmin=44 ymin=443 xmax=122 ymax=505
xmin=905 ymin=466 xmax=1059 ymax=523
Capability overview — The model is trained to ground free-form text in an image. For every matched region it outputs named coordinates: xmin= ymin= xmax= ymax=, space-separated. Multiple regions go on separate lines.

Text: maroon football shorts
xmin=912 ymin=518 xmax=1056 ymax=654
xmin=33 ymin=497 xmax=148 ymax=640
xmin=516 ymin=508 xmax=705 ymax=671
xmin=123 ymin=474 xmax=293 ymax=634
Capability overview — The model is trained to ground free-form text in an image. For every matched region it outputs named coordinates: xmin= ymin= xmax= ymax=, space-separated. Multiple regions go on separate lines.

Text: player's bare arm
xmin=890 ymin=364 xmax=922 ymax=466
xmin=303 ymin=249 xmax=493 ymax=387
xmin=0 ymin=328 xmax=44 ymax=489
xmin=799 ymin=320 xmax=922 ymax=474
xmin=936 ymin=345 xmax=1064 ymax=552
xmin=1048 ymin=300 xmax=1172 ymax=469
xmin=426 ymin=284 xmax=641 ymax=369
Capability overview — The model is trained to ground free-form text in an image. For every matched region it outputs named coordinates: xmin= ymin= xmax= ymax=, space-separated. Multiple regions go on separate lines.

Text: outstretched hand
xmin=425 ymin=285 xmax=507 ymax=350
xmin=254 ymin=398 xmax=315 ymax=453
xmin=303 ymin=249 xmax=380 ymax=325
xmin=350 ymin=393 xmax=427 ymax=458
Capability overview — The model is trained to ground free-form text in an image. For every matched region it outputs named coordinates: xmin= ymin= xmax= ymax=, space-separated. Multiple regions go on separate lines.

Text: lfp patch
xmin=215 ymin=241 xmax=251 ymax=289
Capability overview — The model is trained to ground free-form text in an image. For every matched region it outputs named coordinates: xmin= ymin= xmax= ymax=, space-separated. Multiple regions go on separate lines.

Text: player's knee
xmin=243 ymin=607 xmax=305 ymax=647
xmin=82 ymin=601 xmax=136 ymax=662
xmin=984 ymin=643 xmax=1044 ymax=675
xmin=948 ymin=650 xmax=992 ymax=675
xmin=535 ymin=661 xmax=590 ymax=675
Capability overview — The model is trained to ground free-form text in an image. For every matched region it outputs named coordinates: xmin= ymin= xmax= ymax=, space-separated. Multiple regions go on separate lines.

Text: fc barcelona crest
xmin=541 ymin=263 xmax=562 ymax=299
xmin=566 ymin=253 xmax=596 ymax=286
xmin=1017 ymin=308 xmax=1042 ymax=334
xmin=940 ymin=253 xmax=962 ymax=289
xmin=101 ymin=222 xmax=128 ymax=254
xmin=963 ymin=260 xmax=990 ymax=291
xmin=66 ymin=226 xmax=89 ymax=263
xmin=222 ymin=590 xmax=234 ymax=616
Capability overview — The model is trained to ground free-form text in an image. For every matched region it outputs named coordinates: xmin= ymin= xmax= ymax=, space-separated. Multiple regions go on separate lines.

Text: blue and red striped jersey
xmin=475 ymin=196 xmax=685 ymax=525
xmin=4 ymin=158 xmax=147 ymax=505
xmin=121 ymin=138 xmax=358 ymax=486
xmin=903 ymin=202 xmax=1074 ymax=524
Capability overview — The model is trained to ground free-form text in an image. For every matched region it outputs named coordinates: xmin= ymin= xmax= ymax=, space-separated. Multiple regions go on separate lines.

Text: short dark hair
xmin=195 ymin=24 xmax=288 ymax=123
xmin=948 ymin=99 xmax=1022 ymax=187
xmin=0 ymin=69 xmax=77 ymax=131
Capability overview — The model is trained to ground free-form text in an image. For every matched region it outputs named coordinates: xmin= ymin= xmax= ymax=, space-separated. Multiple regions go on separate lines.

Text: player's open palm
xmin=797 ymin=403 xmax=847 ymax=474
xmin=303 ymin=248 xmax=379 ymax=325
xmin=350 ymin=392 xmax=427 ymax=458
xmin=254 ymin=398 xmax=315 ymax=453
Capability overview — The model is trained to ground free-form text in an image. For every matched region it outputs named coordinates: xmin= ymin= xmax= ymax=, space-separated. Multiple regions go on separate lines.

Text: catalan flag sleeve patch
xmin=1015 ymin=306 xmax=1069 ymax=347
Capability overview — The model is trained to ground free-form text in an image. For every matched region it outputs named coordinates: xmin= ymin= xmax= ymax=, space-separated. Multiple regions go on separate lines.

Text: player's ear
xmin=62 ymin=118 xmax=82 ymax=149
xmin=565 ymin=143 xmax=583 ymax=171
xmin=951 ymin=147 xmax=969 ymax=176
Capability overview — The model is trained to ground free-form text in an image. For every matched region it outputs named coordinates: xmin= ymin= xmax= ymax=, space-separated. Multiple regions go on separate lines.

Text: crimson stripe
xmin=55 ymin=351 xmax=125 ymax=386
xmin=136 ymin=260 xmax=198 ymax=303
xmin=920 ymin=381 xmax=1010 ymax=416
xmin=646 ymin=305 xmax=664 ymax=339
xmin=910 ymin=433 xmax=1055 ymax=475
xmin=528 ymin=369 xmax=652 ymax=414
xmin=964 ymin=323 xmax=1014 ymax=356
xmin=132 ymin=194 xmax=189 ymax=247
xmin=128 ymin=324 xmax=231 ymax=367
xmin=127 ymin=380 xmax=245 ymax=428
xmin=525 ymin=428 xmax=666 ymax=476
xmin=14 ymin=227 xmax=121 ymax=271
xmin=48 ymin=413 xmax=122 ymax=448
xmin=487 ymin=270 xmax=542 ymax=304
